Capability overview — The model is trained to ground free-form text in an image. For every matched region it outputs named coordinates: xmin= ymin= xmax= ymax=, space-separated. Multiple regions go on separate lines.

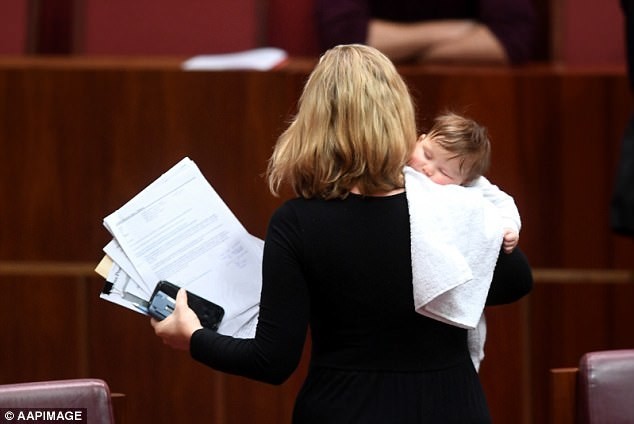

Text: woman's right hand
xmin=151 ymin=288 xmax=203 ymax=351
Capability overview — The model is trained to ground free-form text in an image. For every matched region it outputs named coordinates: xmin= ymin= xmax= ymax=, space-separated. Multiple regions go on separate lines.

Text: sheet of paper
xmin=100 ymin=157 xmax=262 ymax=336
xmin=103 ymin=239 xmax=150 ymax=297
xmin=100 ymin=262 xmax=149 ymax=315
xmin=182 ymin=47 xmax=288 ymax=71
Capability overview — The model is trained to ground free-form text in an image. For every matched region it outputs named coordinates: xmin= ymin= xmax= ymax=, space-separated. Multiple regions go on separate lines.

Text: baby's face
xmin=408 ymin=135 xmax=465 ymax=185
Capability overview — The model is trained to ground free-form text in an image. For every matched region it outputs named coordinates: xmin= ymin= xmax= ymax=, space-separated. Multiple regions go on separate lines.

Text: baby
xmin=409 ymin=112 xmax=520 ymax=253
xmin=408 ymin=112 xmax=521 ymax=371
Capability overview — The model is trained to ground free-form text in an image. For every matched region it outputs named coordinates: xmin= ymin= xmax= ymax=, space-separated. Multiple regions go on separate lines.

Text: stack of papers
xmin=96 ymin=157 xmax=262 ymax=338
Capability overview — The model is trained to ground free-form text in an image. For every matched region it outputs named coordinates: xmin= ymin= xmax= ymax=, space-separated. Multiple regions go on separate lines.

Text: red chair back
xmin=78 ymin=0 xmax=261 ymax=55
xmin=0 ymin=1 xmax=28 ymax=53
xmin=0 ymin=379 xmax=115 ymax=424
xmin=578 ymin=349 xmax=634 ymax=424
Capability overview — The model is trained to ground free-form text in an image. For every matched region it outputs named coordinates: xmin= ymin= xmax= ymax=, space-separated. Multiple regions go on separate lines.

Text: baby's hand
xmin=502 ymin=229 xmax=519 ymax=254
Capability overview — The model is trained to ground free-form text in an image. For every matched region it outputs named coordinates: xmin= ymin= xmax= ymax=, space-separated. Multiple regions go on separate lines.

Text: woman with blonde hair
xmin=153 ymin=44 xmax=532 ymax=423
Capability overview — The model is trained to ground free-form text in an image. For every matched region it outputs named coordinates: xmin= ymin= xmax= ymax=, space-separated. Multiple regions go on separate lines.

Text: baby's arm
xmin=468 ymin=176 xmax=521 ymax=253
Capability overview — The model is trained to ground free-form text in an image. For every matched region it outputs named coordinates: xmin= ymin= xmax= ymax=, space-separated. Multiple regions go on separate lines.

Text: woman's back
xmin=276 ymin=193 xmax=469 ymax=372
xmin=270 ymin=193 xmax=493 ymax=423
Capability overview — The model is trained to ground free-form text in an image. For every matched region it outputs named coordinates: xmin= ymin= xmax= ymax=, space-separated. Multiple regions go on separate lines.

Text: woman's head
xmin=267 ymin=44 xmax=417 ymax=199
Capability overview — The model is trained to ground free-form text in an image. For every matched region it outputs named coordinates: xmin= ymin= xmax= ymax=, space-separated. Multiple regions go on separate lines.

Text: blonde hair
xmin=426 ymin=112 xmax=491 ymax=183
xmin=267 ymin=44 xmax=417 ymax=199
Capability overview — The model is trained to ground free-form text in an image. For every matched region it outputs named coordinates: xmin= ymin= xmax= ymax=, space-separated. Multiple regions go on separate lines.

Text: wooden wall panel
xmin=514 ymin=71 xmax=566 ymax=267
xmin=0 ymin=59 xmax=632 ymax=424
xmin=0 ymin=66 xmax=298 ymax=262
xmin=0 ymin=276 xmax=88 ymax=382
xmin=479 ymin=301 xmax=532 ymax=424
xmin=558 ymin=75 xmax=621 ymax=266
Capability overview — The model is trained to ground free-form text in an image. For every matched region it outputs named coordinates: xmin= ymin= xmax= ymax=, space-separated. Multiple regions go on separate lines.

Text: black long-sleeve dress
xmin=191 ymin=192 xmax=533 ymax=423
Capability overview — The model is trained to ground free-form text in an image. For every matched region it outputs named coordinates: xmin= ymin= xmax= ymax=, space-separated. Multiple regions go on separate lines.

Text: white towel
xmin=403 ymin=166 xmax=503 ymax=329
xmin=468 ymin=314 xmax=487 ymax=371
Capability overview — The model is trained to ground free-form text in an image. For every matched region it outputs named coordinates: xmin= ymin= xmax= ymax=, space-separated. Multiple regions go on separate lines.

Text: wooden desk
xmin=0 ymin=58 xmax=632 ymax=424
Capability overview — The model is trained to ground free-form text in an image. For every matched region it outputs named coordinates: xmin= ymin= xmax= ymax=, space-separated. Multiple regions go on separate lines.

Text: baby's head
xmin=408 ymin=112 xmax=491 ymax=185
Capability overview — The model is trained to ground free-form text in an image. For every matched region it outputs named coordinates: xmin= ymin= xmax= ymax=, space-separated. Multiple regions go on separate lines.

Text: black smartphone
xmin=148 ymin=280 xmax=225 ymax=331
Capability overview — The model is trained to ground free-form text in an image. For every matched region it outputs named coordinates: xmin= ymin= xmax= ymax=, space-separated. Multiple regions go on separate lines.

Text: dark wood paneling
xmin=479 ymin=301 xmax=532 ymax=424
xmin=0 ymin=65 xmax=298 ymax=261
xmin=0 ymin=276 xmax=88 ymax=382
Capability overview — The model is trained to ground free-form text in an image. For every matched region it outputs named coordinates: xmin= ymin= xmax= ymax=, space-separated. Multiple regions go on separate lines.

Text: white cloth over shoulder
xmin=467 ymin=176 xmax=521 ymax=233
xmin=403 ymin=166 xmax=503 ymax=330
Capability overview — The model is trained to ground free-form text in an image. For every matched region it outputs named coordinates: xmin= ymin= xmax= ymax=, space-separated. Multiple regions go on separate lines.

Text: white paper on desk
xmin=182 ymin=47 xmax=288 ymax=71
xmin=102 ymin=157 xmax=262 ymax=336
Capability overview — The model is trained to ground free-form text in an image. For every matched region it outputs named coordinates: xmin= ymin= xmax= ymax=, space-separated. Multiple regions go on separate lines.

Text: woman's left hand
xmin=151 ymin=288 xmax=203 ymax=351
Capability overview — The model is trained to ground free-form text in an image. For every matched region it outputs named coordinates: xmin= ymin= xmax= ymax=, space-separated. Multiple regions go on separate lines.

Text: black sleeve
xmin=189 ymin=203 xmax=310 ymax=385
xmin=485 ymin=247 xmax=533 ymax=305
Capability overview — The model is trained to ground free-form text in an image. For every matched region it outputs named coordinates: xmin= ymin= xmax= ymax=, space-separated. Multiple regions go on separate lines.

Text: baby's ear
xmin=417 ymin=133 xmax=427 ymax=142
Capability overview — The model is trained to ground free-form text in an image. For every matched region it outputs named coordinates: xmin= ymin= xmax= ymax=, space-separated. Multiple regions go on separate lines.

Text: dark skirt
xmin=292 ymin=359 xmax=491 ymax=424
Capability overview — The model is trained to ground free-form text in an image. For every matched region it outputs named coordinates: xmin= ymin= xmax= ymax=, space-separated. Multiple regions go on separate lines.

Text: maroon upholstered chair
xmin=0 ymin=379 xmax=117 ymax=424
xmin=577 ymin=349 xmax=634 ymax=424
xmin=550 ymin=349 xmax=634 ymax=424
xmin=0 ymin=0 xmax=28 ymax=53
xmin=78 ymin=0 xmax=261 ymax=55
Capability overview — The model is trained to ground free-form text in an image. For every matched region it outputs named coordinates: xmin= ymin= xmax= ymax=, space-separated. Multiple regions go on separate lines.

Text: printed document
xmin=98 ymin=157 xmax=262 ymax=337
